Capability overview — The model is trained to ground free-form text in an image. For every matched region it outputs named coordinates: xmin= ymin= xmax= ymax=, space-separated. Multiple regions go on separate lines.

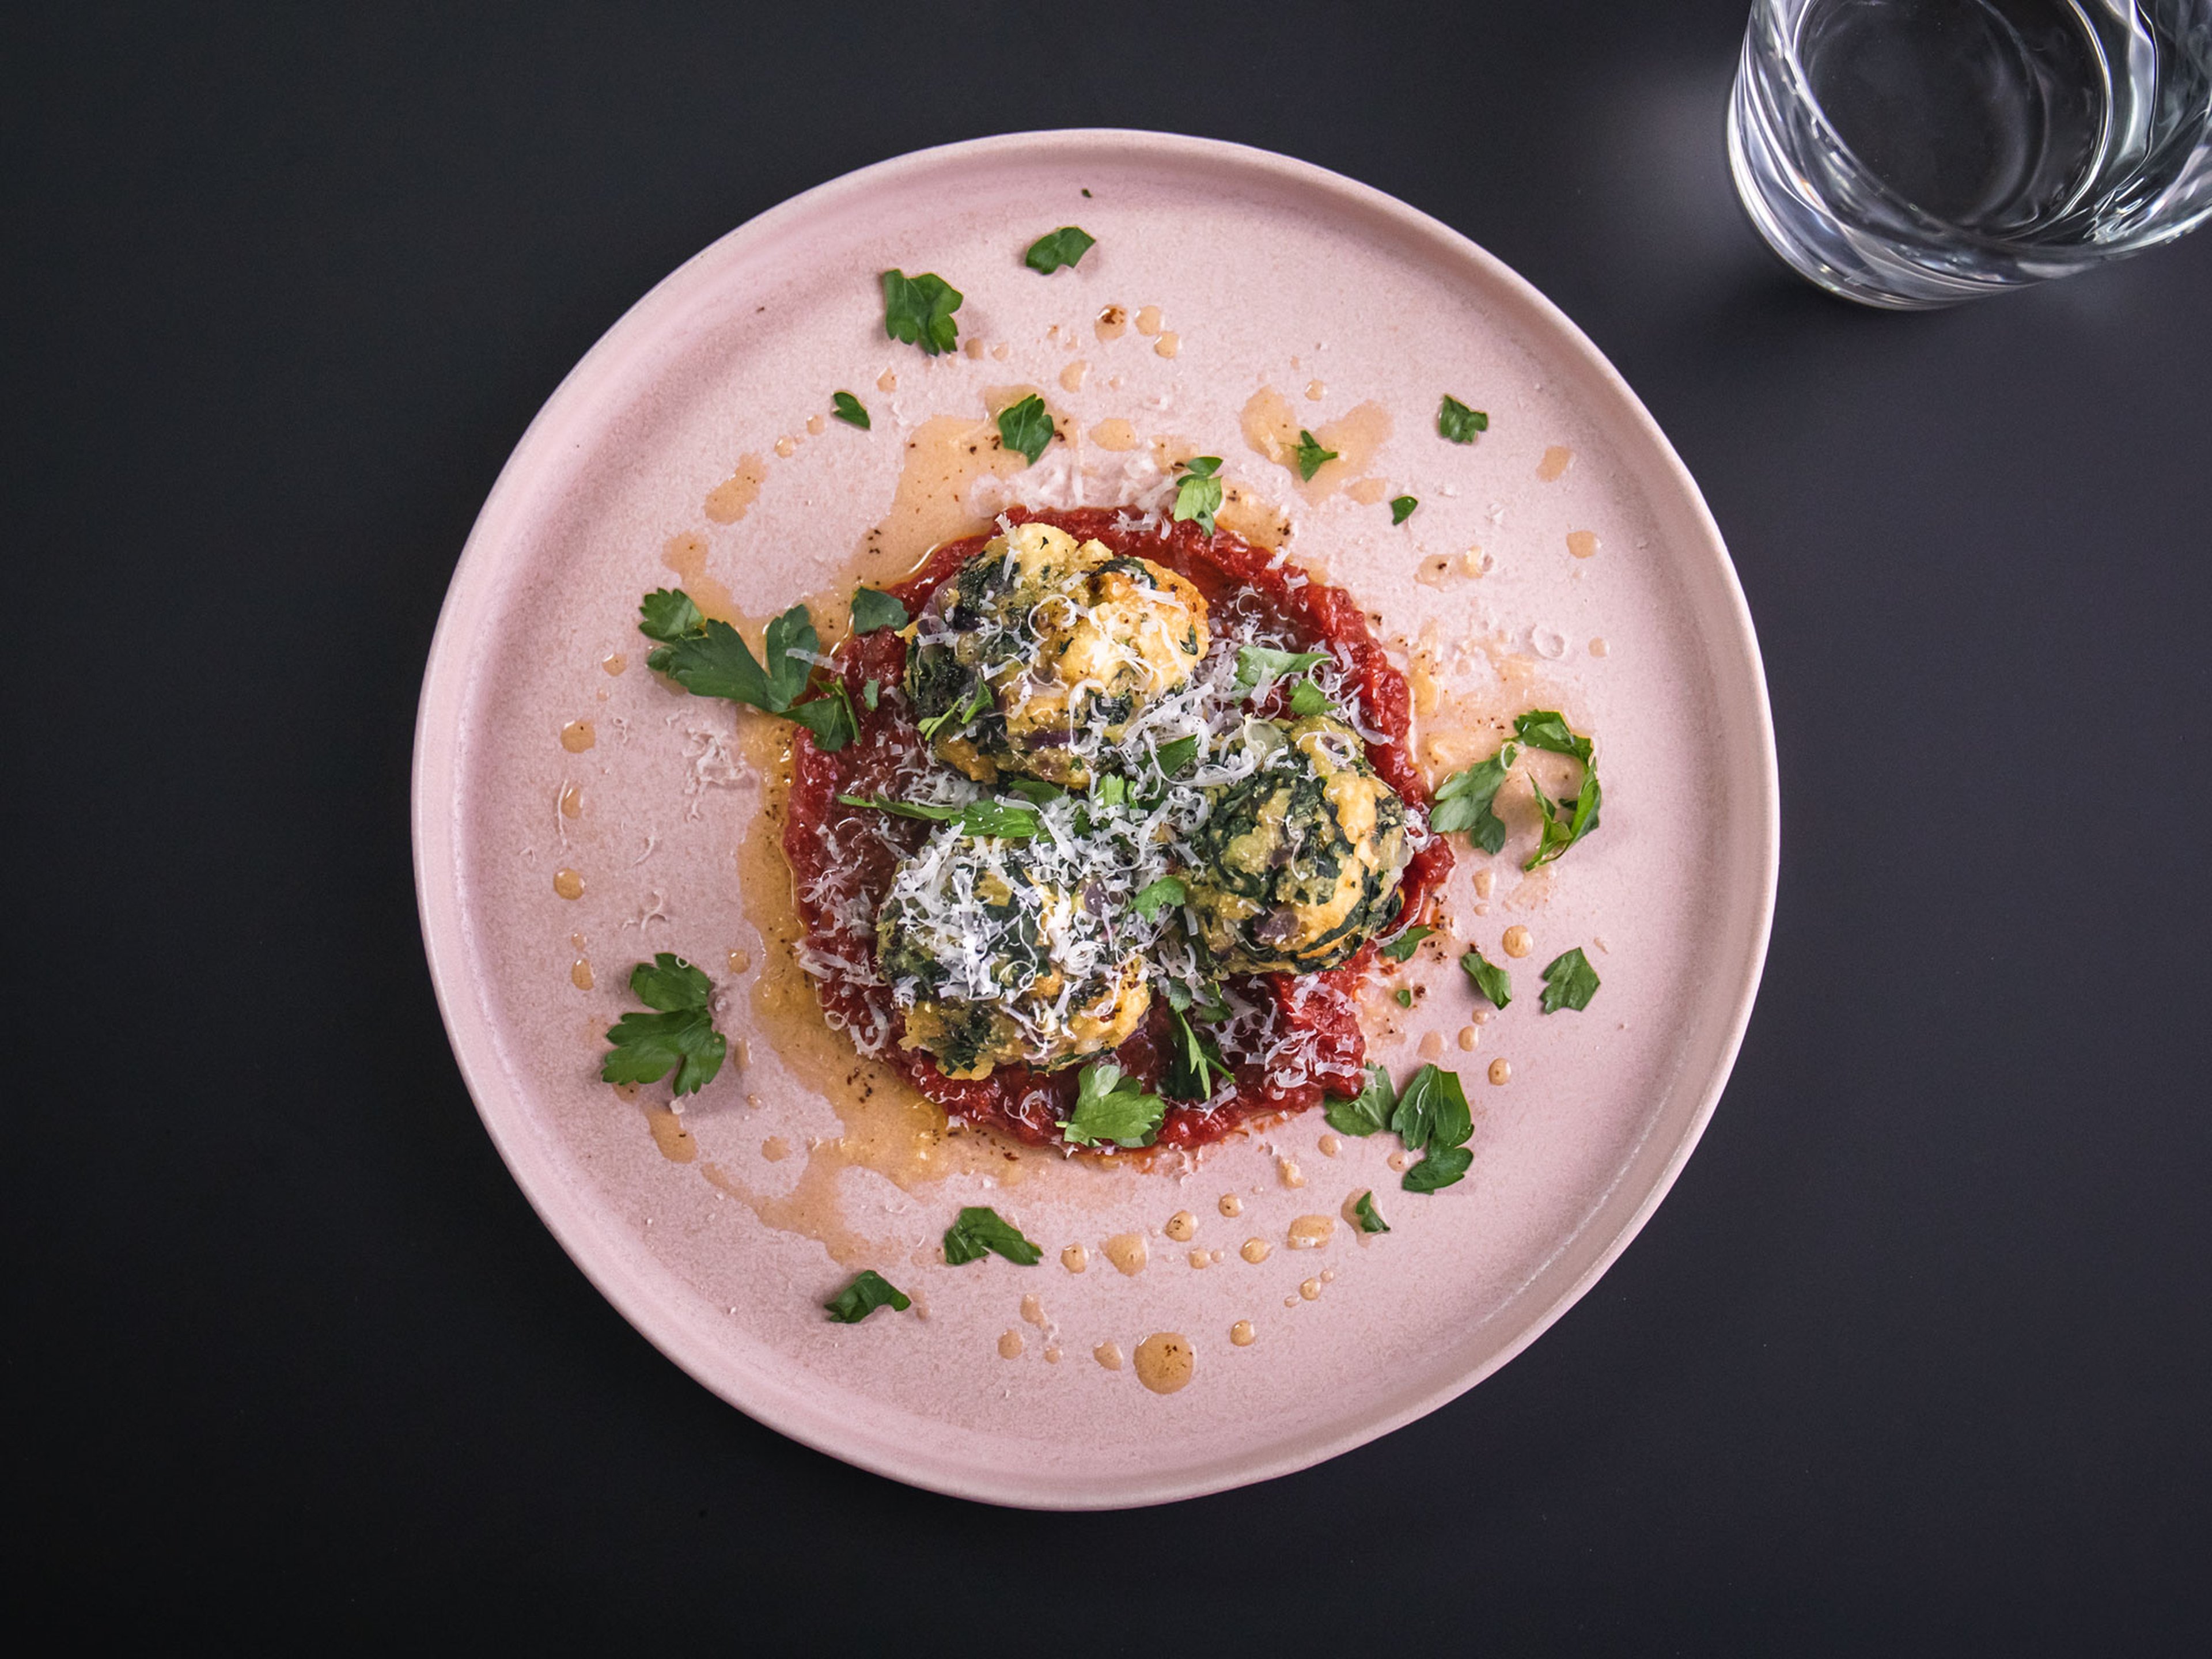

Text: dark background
xmin=9 ymin=2 xmax=2209 ymax=1649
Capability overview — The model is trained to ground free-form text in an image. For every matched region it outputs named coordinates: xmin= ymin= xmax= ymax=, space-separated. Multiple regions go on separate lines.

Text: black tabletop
xmin=12 ymin=2 xmax=2210 ymax=1649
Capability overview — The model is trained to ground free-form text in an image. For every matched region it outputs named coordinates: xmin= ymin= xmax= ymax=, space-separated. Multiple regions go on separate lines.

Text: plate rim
xmin=412 ymin=126 xmax=1781 ymax=1509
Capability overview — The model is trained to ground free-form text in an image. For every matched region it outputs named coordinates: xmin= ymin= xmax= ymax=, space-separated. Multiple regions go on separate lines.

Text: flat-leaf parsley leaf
xmin=849 ymin=586 xmax=908 ymax=633
xmin=1539 ymin=946 xmax=1601 ymax=1013
xmin=1378 ymin=924 xmax=1434 ymax=964
xmin=1323 ymin=1063 xmax=1396 ymax=1137
xmin=1390 ymin=495 xmax=1418 ymax=525
xmin=1023 ymin=225 xmax=1096 ymax=274
xmin=880 ymin=268 xmax=963 ymax=356
xmin=831 ymin=390 xmax=870 ymax=429
xmin=1429 ymin=743 xmax=1518 ymax=853
xmin=1162 ymin=1005 xmax=1231 ymax=1103
xmin=1437 ymin=395 xmax=1489 ymax=442
xmin=1236 ymin=645 xmax=1328 ymax=690
xmin=638 ymin=590 xmax=854 ymax=749
xmin=1403 ymin=1145 xmax=1473 ymax=1193
xmin=1461 ymin=946 xmax=1512 ymax=1010
xmin=1131 ymin=876 xmax=1187 ymax=921
xmin=600 ymin=953 xmax=727 ymax=1096
xmin=997 ymin=394 xmax=1054 ymax=465
xmin=1353 ymin=1191 xmax=1391 ymax=1233
xmin=1392 ymin=1062 xmax=1473 ymax=1191
xmin=942 ymin=1206 xmax=1043 ymax=1266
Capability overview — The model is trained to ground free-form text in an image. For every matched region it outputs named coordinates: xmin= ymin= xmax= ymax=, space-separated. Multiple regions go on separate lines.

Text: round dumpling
xmin=904 ymin=521 xmax=1208 ymax=787
xmin=1183 ymin=716 xmax=1411 ymax=974
xmin=876 ymin=827 xmax=1151 ymax=1078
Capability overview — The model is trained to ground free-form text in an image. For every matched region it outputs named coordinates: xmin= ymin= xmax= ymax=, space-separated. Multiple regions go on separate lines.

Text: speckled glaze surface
xmin=412 ymin=131 xmax=1778 ymax=1509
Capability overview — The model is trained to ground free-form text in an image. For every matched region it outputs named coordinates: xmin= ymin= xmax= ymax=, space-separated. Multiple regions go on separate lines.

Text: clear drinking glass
xmin=1729 ymin=0 xmax=2212 ymax=307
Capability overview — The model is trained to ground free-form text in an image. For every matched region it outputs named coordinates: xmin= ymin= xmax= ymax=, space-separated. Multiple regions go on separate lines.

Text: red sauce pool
xmin=784 ymin=507 xmax=1452 ymax=1152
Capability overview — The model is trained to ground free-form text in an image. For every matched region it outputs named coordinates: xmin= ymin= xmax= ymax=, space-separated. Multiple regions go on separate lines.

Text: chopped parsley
xmin=1514 ymin=711 xmax=1601 ymax=868
xmin=1378 ymin=924 xmax=1434 ymax=964
xmin=1322 ymin=1063 xmax=1395 ymax=1137
xmin=1162 ymin=976 xmax=1229 ymax=1024
xmin=1162 ymin=1005 xmax=1230 ymax=1102
xmin=1353 ymin=1191 xmax=1391 ymax=1233
xmin=600 ymin=955 xmax=726 ymax=1096
xmin=1152 ymin=734 xmax=1200 ymax=776
xmin=1292 ymin=428 xmax=1338 ymax=481
xmin=824 ymin=1269 xmax=910 ymax=1322
xmin=1171 ymin=455 xmax=1224 ymax=535
xmin=1236 ymin=645 xmax=1328 ymax=690
xmin=1461 ymin=946 xmax=1512 ymax=1010
xmin=1131 ymin=876 xmax=1187 ymax=921
xmin=1392 ymin=1063 xmax=1474 ymax=1191
xmin=1023 ymin=225 xmax=1096 ymax=274
xmin=1395 ymin=987 xmax=1414 ymax=1007
xmin=1059 ymin=1060 xmax=1169 ymax=1149
xmin=1429 ymin=743 xmax=1518 ymax=853
xmin=831 ymin=390 xmax=870 ymax=430
xmin=942 ymin=1206 xmax=1043 ymax=1266
xmin=997 ymin=394 xmax=1054 ymax=465
xmin=638 ymin=589 xmax=855 ymax=750
xmin=849 ymin=586 xmax=908 ymax=633
xmin=1539 ymin=947 xmax=1601 ymax=1013
xmin=1403 ymin=1145 xmax=1473 ymax=1192
xmin=835 ymin=793 xmax=1042 ymax=840
xmin=1437 ymin=395 xmax=1489 ymax=442
xmin=917 ymin=675 xmax=993 ymax=741
xmin=1390 ymin=495 xmax=1418 ymax=525
xmin=862 ymin=678 xmax=880 ymax=710
xmin=880 ymin=268 xmax=962 ymax=355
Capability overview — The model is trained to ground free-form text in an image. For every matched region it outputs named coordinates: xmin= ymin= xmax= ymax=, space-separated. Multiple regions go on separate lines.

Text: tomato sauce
xmin=785 ymin=507 xmax=1452 ymax=1153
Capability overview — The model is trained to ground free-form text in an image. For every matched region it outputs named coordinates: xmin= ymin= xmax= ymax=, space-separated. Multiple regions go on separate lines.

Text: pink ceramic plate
xmin=413 ymin=131 xmax=1778 ymax=1508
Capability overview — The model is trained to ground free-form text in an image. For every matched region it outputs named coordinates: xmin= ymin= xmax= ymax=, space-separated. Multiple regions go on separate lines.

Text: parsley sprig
xmin=881 ymin=268 xmax=962 ymax=355
xmin=1429 ymin=712 xmax=1601 ymax=868
xmin=1461 ymin=946 xmax=1513 ymax=1010
xmin=1514 ymin=712 xmax=1602 ymax=868
xmin=1292 ymin=428 xmax=1338 ymax=481
xmin=1171 ymin=455 xmax=1224 ymax=534
xmin=1539 ymin=947 xmax=1601 ymax=1012
xmin=942 ymin=1206 xmax=1043 ymax=1266
xmin=1059 ymin=1060 xmax=1168 ymax=1149
xmin=1323 ymin=1063 xmax=1395 ymax=1137
xmin=1162 ymin=1005 xmax=1230 ymax=1103
xmin=1131 ymin=876 xmax=1186 ymax=921
xmin=849 ymin=586 xmax=908 ymax=633
xmin=1437 ymin=395 xmax=1489 ymax=442
xmin=1320 ymin=1062 xmax=1476 ymax=1191
xmin=835 ymin=793 xmax=1042 ymax=840
xmin=638 ymin=589 xmax=855 ymax=751
xmin=600 ymin=955 xmax=727 ymax=1096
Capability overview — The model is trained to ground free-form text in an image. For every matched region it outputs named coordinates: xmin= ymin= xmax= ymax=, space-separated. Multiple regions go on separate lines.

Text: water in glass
xmin=1730 ymin=0 xmax=2212 ymax=306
